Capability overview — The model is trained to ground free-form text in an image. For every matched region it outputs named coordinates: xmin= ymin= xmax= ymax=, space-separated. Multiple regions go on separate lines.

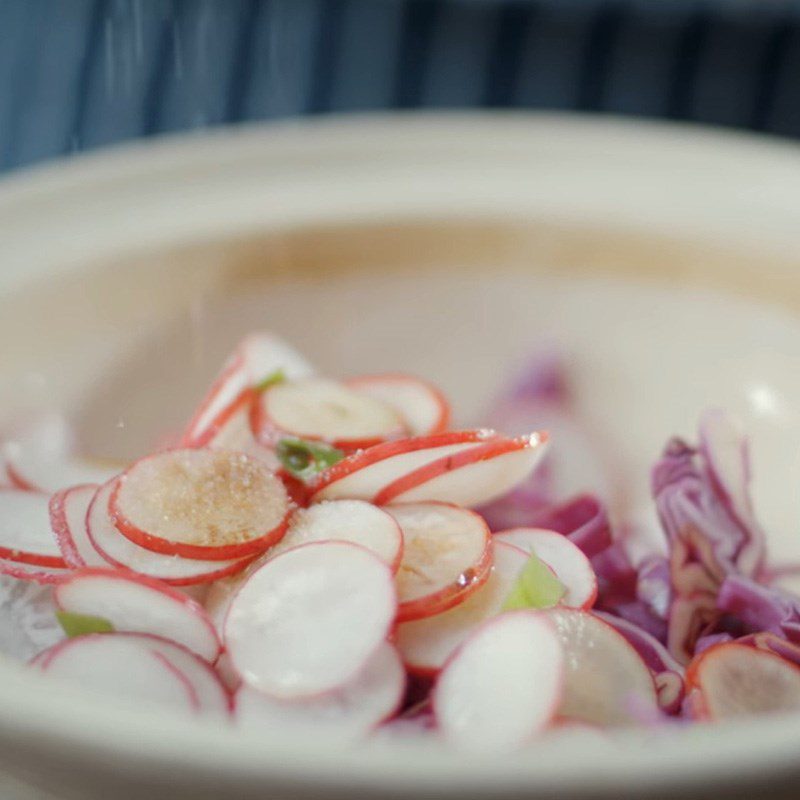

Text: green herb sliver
xmin=254 ymin=368 xmax=286 ymax=393
xmin=276 ymin=437 xmax=345 ymax=481
xmin=502 ymin=553 xmax=566 ymax=611
xmin=56 ymin=611 xmax=114 ymax=638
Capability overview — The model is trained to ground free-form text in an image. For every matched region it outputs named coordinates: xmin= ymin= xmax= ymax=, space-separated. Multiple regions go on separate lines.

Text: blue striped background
xmin=1 ymin=0 xmax=800 ymax=173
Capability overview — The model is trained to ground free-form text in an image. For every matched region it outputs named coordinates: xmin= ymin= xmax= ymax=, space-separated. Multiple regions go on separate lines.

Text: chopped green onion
xmin=276 ymin=437 xmax=344 ymax=481
xmin=254 ymin=368 xmax=286 ymax=393
xmin=502 ymin=553 xmax=566 ymax=612
xmin=56 ymin=611 xmax=114 ymax=638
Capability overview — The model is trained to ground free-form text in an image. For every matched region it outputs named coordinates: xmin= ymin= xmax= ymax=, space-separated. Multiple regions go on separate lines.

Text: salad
xmin=1 ymin=331 xmax=799 ymax=751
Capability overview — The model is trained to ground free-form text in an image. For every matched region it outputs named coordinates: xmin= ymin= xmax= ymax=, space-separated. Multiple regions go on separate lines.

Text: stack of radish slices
xmin=0 ymin=332 xmax=790 ymax=750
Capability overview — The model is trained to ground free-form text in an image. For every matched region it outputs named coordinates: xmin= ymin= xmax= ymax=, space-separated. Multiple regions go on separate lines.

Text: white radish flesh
xmin=379 ymin=434 xmax=547 ymax=508
xmin=0 ymin=489 xmax=65 ymax=567
xmin=688 ymin=643 xmax=800 ymax=720
xmin=5 ymin=450 xmax=119 ymax=495
xmin=224 ymin=541 xmax=396 ymax=698
xmin=49 ymin=484 xmax=108 ymax=568
xmin=0 ymin=557 xmax=69 ymax=583
xmin=433 ymin=611 xmax=563 ymax=751
xmin=346 ymin=375 xmax=450 ymax=436
xmin=111 ymin=449 xmax=289 ymax=560
xmin=385 ymin=503 xmax=492 ymax=622
xmin=87 ymin=482 xmax=251 ymax=585
xmin=54 ymin=569 xmax=222 ymax=662
xmin=274 ymin=501 xmax=403 ymax=571
xmin=256 ymin=377 xmax=404 ymax=447
xmin=493 ymin=528 xmax=597 ymax=609
xmin=545 ymin=609 xmax=659 ymax=727
xmin=396 ymin=541 xmax=529 ymax=674
xmin=235 ymin=643 xmax=404 ymax=740
xmin=36 ymin=634 xmax=199 ymax=714
xmin=310 ymin=432 xmax=491 ymax=503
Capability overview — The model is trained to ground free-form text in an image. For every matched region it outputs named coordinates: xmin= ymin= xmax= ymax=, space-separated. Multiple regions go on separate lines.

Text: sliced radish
xmin=0 ymin=489 xmax=66 ymax=568
xmin=374 ymin=433 xmax=548 ymax=508
xmin=272 ymin=501 xmax=403 ymax=571
xmin=235 ymin=643 xmax=404 ymax=740
xmin=396 ymin=541 xmax=529 ymax=674
xmin=87 ymin=482 xmax=252 ymax=585
xmin=143 ymin=636 xmax=230 ymax=716
xmin=252 ymin=377 xmax=405 ymax=450
xmin=545 ymin=608 xmax=659 ymax=727
xmin=433 ymin=611 xmax=563 ymax=751
xmin=36 ymin=633 xmax=199 ymax=714
xmin=224 ymin=541 xmax=396 ymax=698
xmin=686 ymin=642 xmax=800 ymax=720
xmin=4 ymin=449 xmax=119 ymax=495
xmin=493 ymin=528 xmax=597 ymax=609
xmin=384 ymin=503 xmax=492 ymax=622
xmin=0 ymin=557 xmax=69 ymax=583
xmin=183 ymin=333 xmax=314 ymax=447
xmin=310 ymin=430 xmax=494 ymax=503
xmin=49 ymin=484 xmax=108 ymax=568
xmin=110 ymin=449 xmax=290 ymax=561
xmin=346 ymin=374 xmax=450 ymax=436
xmin=54 ymin=569 xmax=222 ymax=662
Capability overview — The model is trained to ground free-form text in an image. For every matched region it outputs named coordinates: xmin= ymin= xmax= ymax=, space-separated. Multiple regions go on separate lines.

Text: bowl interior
xmin=1 ymin=115 xmax=800 ymax=797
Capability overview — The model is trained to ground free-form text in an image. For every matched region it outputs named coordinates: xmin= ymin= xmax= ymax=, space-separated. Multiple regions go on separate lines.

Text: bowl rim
xmin=2 ymin=111 xmax=800 ymax=795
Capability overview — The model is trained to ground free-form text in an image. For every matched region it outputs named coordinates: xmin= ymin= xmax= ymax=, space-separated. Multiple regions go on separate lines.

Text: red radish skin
xmin=224 ymin=541 xmax=397 ymax=699
xmin=49 ymin=484 xmax=107 ymax=568
xmin=87 ymin=481 xmax=253 ymax=585
xmin=251 ymin=377 xmax=406 ymax=452
xmin=374 ymin=432 xmax=547 ymax=507
xmin=384 ymin=503 xmax=493 ymax=623
xmin=686 ymin=642 xmax=800 ymax=721
xmin=433 ymin=611 xmax=563 ymax=751
xmin=396 ymin=541 xmax=529 ymax=676
xmin=493 ymin=528 xmax=598 ymax=610
xmin=234 ymin=643 xmax=405 ymax=740
xmin=110 ymin=449 xmax=291 ymax=561
xmin=0 ymin=489 xmax=67 ymax=568
xmin=274 ymin=501 xmax=403 ymax=572
xmin=54 ymin=568 xmax=222 ymax=662
xmin=346 ymin=374 xmax=451 ymax=436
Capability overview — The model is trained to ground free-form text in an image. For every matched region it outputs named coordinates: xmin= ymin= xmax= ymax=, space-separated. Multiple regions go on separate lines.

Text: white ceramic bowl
xmin=1 ymin=114 xmax=800 ymax=799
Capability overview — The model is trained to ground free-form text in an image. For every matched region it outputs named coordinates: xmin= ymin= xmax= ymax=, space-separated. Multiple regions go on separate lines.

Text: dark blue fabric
xmin=1 ymin=0 xmax=800 ymax=172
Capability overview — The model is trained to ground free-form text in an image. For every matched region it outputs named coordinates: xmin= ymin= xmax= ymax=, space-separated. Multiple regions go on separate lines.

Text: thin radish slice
xmin=686 ymin=642 xmax=800 ymax=720
xmin=396 ymin=541 xmax=529 ymax=675
xmin=346 ymin=374 xmax=450 ymax=436
xmin=310 ymin=430 xmax=494 ymax=503
xmin=143 ymin=636 xmax=231 ymax=716
xmin=35 ymin=634 xmax=199 ymax=714
xmin=4 ymin=450 xmax=119 ymax=495
xmin=54 ymin=569 xmax=222 ymax=662
xmin=0 ymin=557 xmax=68 ymax=584
xmin=110 ymin=449 xmax=290 ymax=561
xmin=87 ymin=482 xmax=252 ymax=585
xmin=49 ymin=484 xmax=107 ymax=568
xmin=385 ymin=503 xmax=492 ymax=622
xmin=235 ymin=643 xmax=404 ymax=740
xmin=375 ymin=433 xmax=548 ymax=508
xmin=273 ymin=501 xmax=403 ymax=571
xmin=0 ymin=489 xmax=66 ymax=568
xmin=545 ymin=609 xmax=659 ymax=727
xmin=183 ymin=332 xmax=314 ymax=447
xmin=493 ymin=528 xmax=598 ymax=609
xmin=252 ymin=377 xmax=405 ymax=450
xmin=224 ymin=541 xmax=396 ymax=698
xmin=433 ymin=611 xmax=563 ymax=751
